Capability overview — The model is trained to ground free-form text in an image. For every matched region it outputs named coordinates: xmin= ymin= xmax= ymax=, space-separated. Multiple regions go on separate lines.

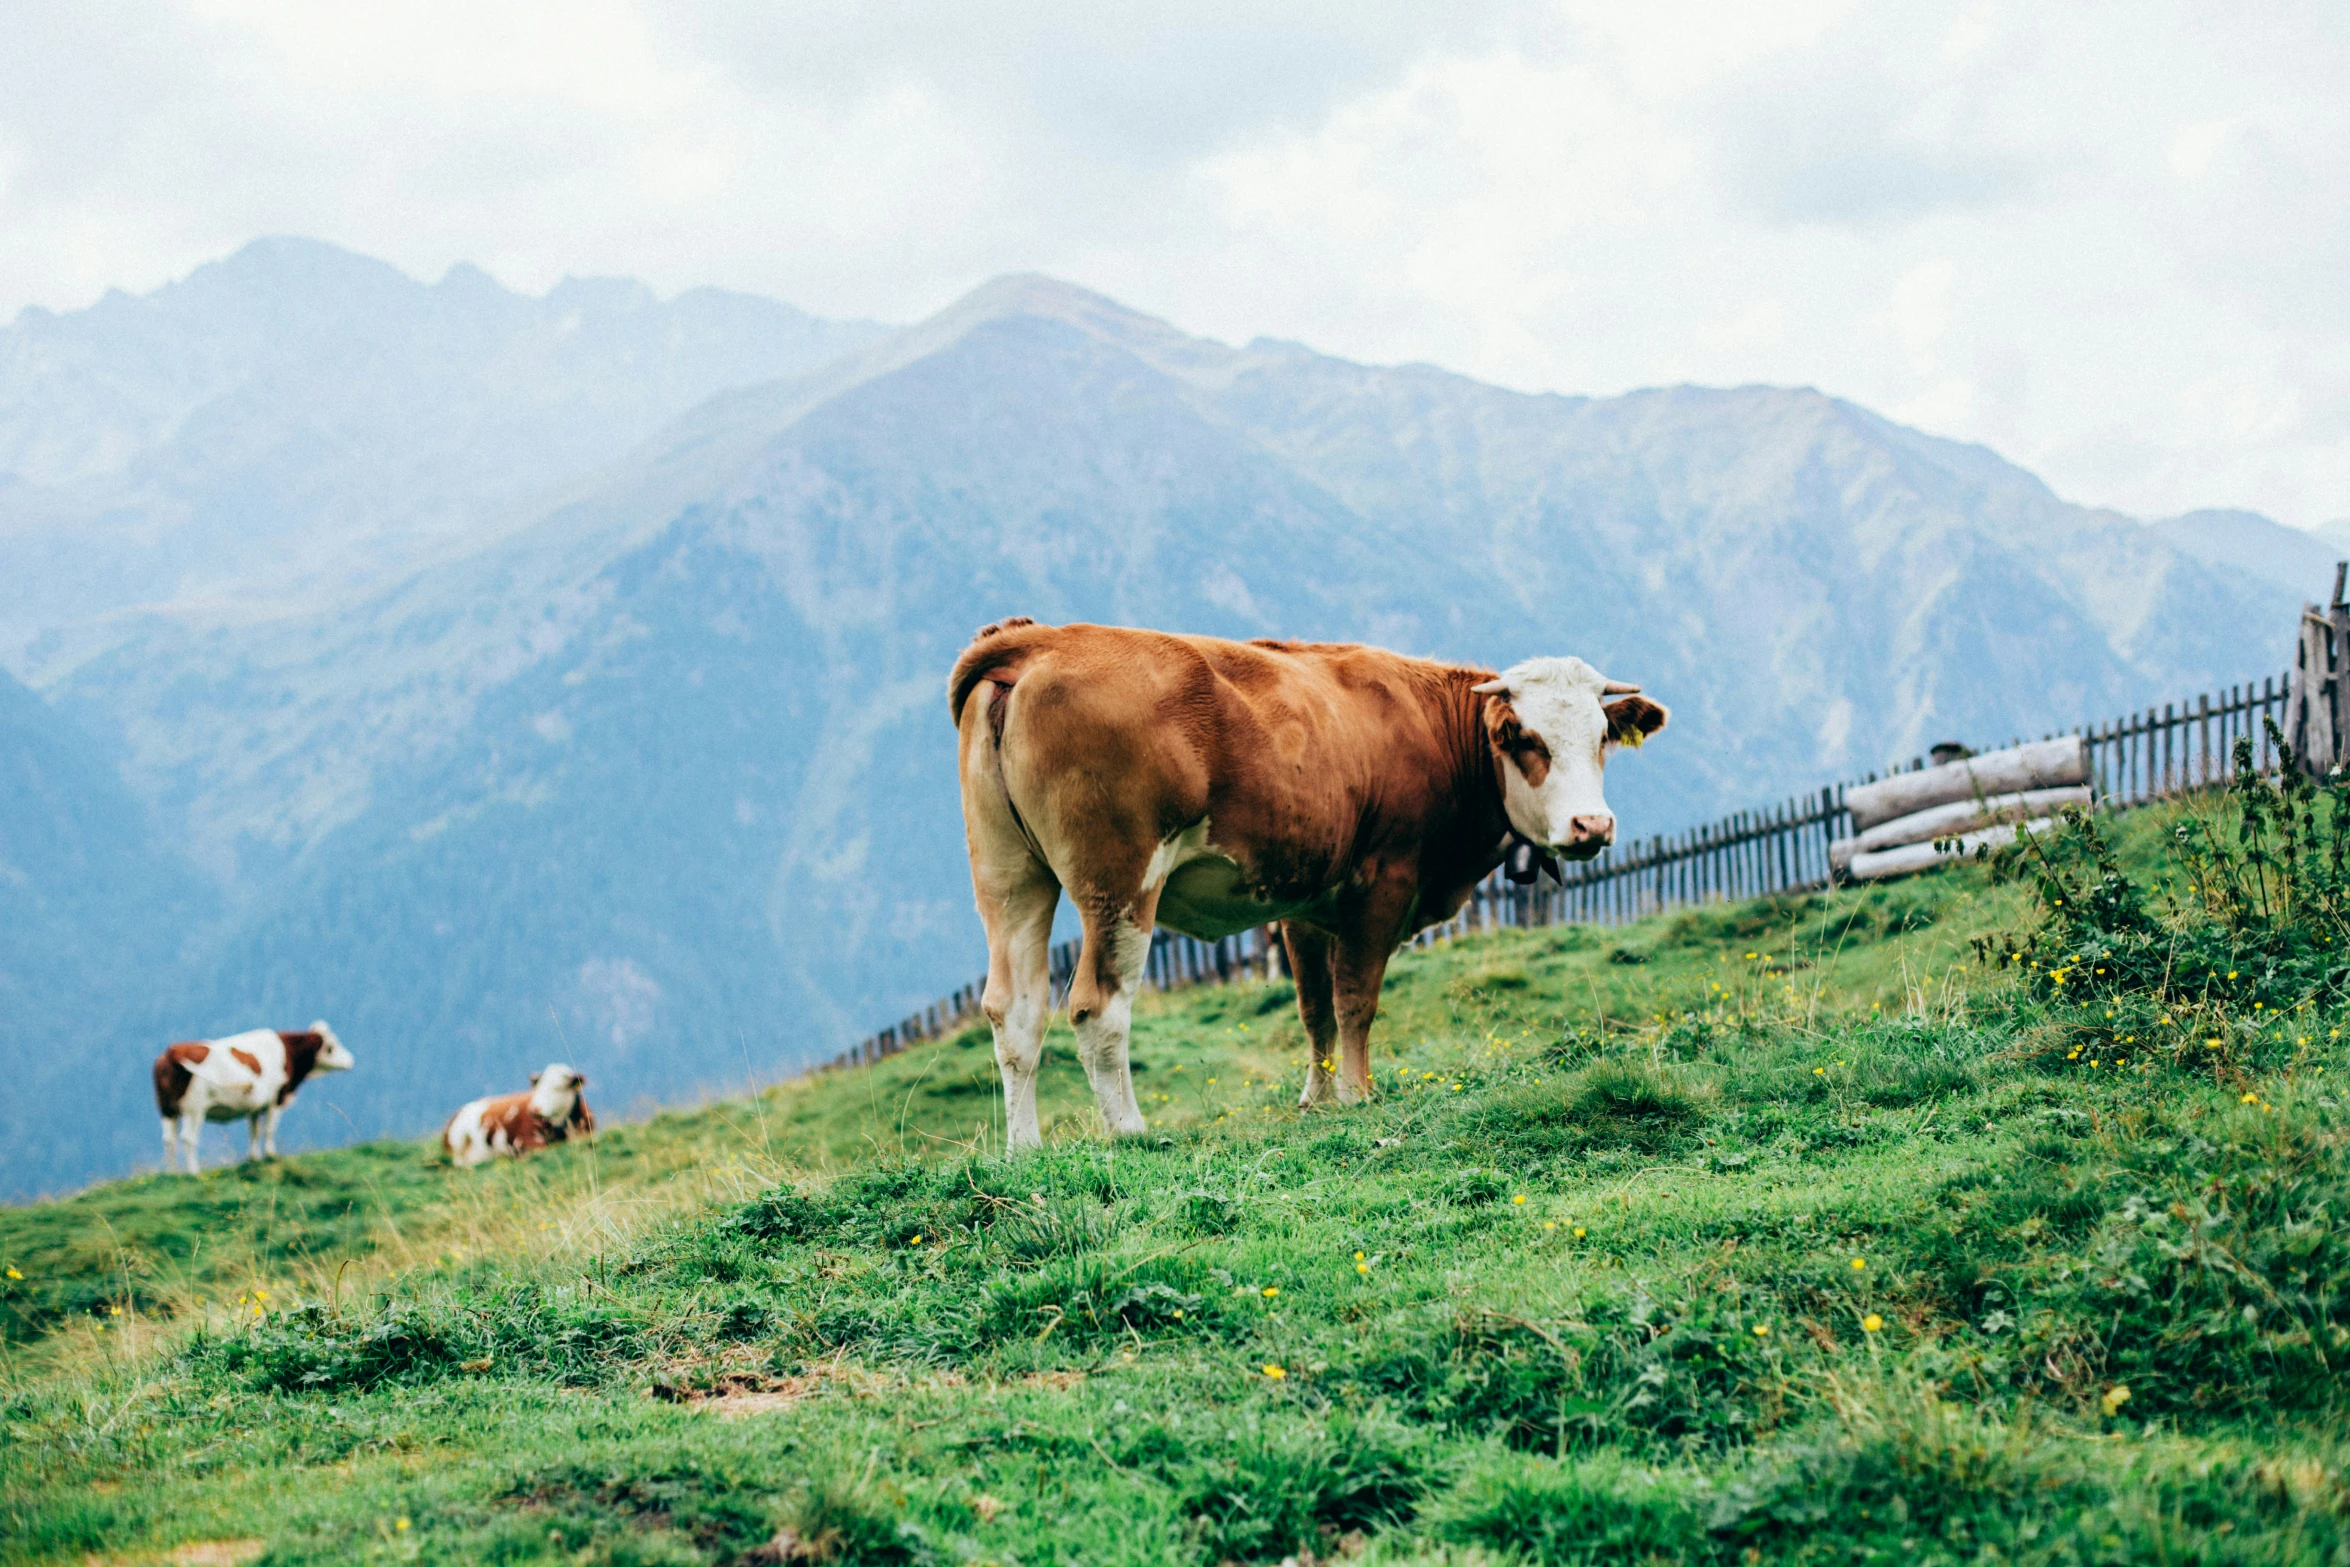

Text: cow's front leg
xmin=180 ymin=1114 xmax=202 ymax=1175
xmin=160 ymin=1117 xmax=179 ymax=1174
xmin=1331 ymin=937 xmax=1398 ymax=1104
xmin=1327 ymin=880 xmax=1413 ymax=1104
xmin=245 ymin=1114 xmax=265 ymax=1161
xmin=1069 ymin=902 xmax=1151 ymax=1138
xmin=1284 ymin=923 xmax=1342 ymax=1107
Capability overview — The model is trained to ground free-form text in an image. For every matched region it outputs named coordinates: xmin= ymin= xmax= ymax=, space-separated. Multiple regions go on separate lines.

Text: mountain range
xmin=0 ymin=239 xmax=2331 ymax=1199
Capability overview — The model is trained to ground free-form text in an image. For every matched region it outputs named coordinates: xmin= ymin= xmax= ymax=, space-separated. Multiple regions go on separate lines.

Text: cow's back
xmin=965 ymin=622 xmax=1482 ymax=911
xmin=154 ymin=1030 xmax=288 ymax=1120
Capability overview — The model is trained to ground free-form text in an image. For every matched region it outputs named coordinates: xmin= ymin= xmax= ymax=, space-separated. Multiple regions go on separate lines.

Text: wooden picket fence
xmin=817 ymin=670 xmax=2292 ymax=1073
xmin=2083 ymin=676 xmax=2288 ymax=806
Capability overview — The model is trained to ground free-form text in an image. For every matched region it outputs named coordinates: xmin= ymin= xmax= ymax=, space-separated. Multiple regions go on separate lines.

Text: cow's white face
xmin=1476 ymin=656 xmax=1668 ymax=860
xmin=310 ymin=1020 xmax=355 ymax=1073
xmin=530 ymin=1062 xmax=586 ymax=1103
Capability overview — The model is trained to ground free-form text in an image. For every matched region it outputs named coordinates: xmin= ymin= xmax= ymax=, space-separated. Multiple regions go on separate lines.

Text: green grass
xmin=7 ymin=802 xmax=2350 ymax=1565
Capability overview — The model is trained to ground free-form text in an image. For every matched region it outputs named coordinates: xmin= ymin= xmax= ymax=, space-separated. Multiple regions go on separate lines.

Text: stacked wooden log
xmin=1830 ymin=736 xmax=2091 ymax=883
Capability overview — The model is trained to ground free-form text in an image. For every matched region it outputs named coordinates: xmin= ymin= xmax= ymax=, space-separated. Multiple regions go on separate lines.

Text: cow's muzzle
xmin=1560 ymin=814 xmax=1615 ymax=859
xmin=1505 ymin=816 xmax=1616 ymax=881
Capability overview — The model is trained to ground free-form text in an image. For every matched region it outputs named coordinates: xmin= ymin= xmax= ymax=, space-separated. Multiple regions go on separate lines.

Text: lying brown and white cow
xmin=949 ymin=619 xmax=1668 ymax=1148
xmin=153 ymin=1022 xmax=356 ymax=1174
xmin=441 ymin=1063 xmax=596 ymax=1167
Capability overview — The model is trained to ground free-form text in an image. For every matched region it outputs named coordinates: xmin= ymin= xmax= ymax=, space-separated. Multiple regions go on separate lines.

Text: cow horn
xmin=1470 ymin=678 xmax=1509 ymax=696
xmin=1601 ymin=680 xmax=1642 ymax=695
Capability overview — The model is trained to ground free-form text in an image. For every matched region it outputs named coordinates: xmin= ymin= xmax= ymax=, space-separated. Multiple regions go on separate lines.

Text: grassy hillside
xmin=6 ymin=797 xmax=2349 ymax=1565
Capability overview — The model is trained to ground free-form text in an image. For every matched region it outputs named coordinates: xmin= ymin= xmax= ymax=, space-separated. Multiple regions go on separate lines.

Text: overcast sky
xmin=4 ymin=1 xmax=2344 ymax=526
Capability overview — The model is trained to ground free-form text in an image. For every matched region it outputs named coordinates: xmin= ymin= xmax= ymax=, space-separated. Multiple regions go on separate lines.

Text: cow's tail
xmin=950 ymin=618 xmax=1054 ymax=865
xmin=946 ymin=617 xmax=1051 ymax=725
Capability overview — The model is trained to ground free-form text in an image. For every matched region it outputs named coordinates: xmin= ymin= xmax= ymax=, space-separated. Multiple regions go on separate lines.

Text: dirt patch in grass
xmin=702 ymin=1385 xmax=822 ymax=1419
xmin=171 ymin=1543 xmax=268 ymax=1567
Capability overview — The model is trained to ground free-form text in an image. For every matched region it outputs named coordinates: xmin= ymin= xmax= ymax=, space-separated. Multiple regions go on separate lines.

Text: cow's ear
xmin=1482 ymin=693 xmax=1523 ymax=750
xmin=1605 ymin=696 xmax=1669 ymax=747
xmin=530 ymin=1070 xmax=543 ymax=1085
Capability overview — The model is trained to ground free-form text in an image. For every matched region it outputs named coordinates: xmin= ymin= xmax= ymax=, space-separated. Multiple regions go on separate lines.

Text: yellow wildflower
xmin=1262 ymin=1365 xmax=1286 ymax=1379
xmin=1850 ymin=1257 xmax=1866 ymax=1271
xmin=2101 ymin=1385 xmax=2131 ymax=1416
xmin=1862 ymin=1314 xmax=1883 ymax=1333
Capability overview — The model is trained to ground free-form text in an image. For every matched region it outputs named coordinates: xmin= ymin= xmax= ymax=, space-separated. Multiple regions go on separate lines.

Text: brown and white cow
xmin=441 ymin=1064 xmax=596 ymax=1168
xmin=949 ymin=619 xmax=1668 ymax=1148
xmin=153 ymin=1022 xmax=356 ymax=1174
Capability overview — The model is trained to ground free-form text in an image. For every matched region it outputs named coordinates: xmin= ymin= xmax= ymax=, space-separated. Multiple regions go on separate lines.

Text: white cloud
xmin=2 ymin=0 xmax=2345 ymax=524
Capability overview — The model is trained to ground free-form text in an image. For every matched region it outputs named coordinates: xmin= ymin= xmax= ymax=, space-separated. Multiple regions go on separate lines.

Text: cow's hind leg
xmin=179 ymin=1113 xmax=202 ymax=1175
xmin=980 ymin=875 xmax=1060 ymax=1151
xmin=1286 ymin=923 xmax=1343 ymax=1106
xmin=962 ymin=671 xmax=1065 ymax=1152
xmin=160 ymin=1118 xmax=179 ymax=1174
xmin=1068 ymin=899 xmax=1151 ymax=1138
xmin=261 ymin=1105 xmax=282 ymax=1158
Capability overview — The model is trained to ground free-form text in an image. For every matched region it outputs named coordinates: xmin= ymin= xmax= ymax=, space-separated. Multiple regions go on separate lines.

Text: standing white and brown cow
xmin=949 ymin=619 xmax=1668 ymax=1148
xmin=441 ymin=1064 xmax=596 ymax=1168
xmin=152 ymin=1022 xmax=356 ymax=1174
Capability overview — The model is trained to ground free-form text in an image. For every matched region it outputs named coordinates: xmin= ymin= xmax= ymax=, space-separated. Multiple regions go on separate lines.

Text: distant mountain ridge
xmin=0 ymin=237 xmax=885 ymax=648
xmin=0 ymin=249 xmax=2326 ymax=1199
